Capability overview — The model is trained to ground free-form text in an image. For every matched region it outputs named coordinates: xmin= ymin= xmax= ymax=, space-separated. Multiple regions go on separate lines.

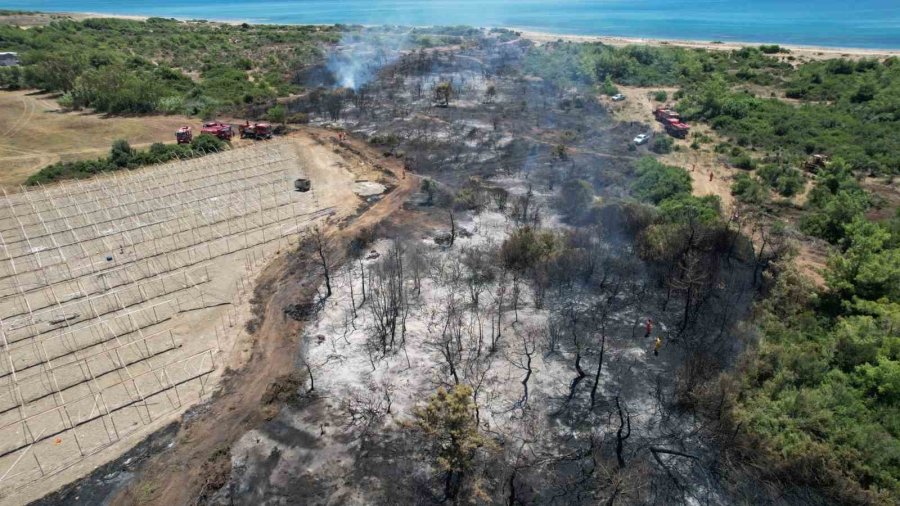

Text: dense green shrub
xmin=649 ymin=135 xmax=674 ymax=154
xmin=737 ymin=213 xmax=900 ymax=502
xmin=26 ymin=134 xmax=227 ymax=185
xmin=267 ymin=104 xmax=287 ymax=124
xmin=730 ymin=153 xmax=756 ymax=170
xmin=731 ymin=173 xmax=769 ymax=204
xmin=758 ymin=44 xmax=786 ymax=54
xmin=757 ymin=164 xmax=805 ymax=196
xmin=631 ymin=157 xmax=692 ymax=204
xmin=0 ymin=18 xmax=340 ymax=115
xmin=600 ymin=75 xmax=618 ymax=96
xmin=799 ymin=160 xmax=870 ymax=244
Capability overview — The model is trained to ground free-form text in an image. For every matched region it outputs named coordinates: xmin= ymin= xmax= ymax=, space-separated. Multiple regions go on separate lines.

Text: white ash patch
xmin=353 ymin=181 xmax=387 ymax=197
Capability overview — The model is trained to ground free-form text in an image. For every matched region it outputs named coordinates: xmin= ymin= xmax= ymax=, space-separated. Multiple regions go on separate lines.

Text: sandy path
xmin=109 ymin=129 xmax=417 ymax=506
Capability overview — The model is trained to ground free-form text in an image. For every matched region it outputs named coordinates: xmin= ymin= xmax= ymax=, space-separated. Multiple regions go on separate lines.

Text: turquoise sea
xmin=3 ymin=1 xmax=899 ymax=49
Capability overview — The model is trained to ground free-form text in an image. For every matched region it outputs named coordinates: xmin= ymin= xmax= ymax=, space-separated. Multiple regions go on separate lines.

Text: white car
xmin=633 ymin=133 xmax=651 ymax=145
xmin=611 ymin=94 xmax=626 ymax=101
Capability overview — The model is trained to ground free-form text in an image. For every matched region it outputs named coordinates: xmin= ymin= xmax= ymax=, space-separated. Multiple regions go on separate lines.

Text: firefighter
xmin=644 ymin=318 xmax=653 ymax=338
xmin=709 ymin=170 xmax=714 ymax=182
xmin=654 ymin=336 xmax=663 ymax=356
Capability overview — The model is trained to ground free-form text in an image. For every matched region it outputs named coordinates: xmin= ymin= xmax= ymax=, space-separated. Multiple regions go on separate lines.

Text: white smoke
xmin=326 ymin=29 xmax=413 ymax=90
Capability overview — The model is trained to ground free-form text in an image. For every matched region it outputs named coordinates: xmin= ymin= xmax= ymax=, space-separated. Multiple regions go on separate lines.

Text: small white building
xmin=0 ymin=52 xmax=19 ymax=67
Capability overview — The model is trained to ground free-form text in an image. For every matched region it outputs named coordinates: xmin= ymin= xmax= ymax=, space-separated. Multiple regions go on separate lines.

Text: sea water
xmin=4 ymin=0 xmax=899 ymax=49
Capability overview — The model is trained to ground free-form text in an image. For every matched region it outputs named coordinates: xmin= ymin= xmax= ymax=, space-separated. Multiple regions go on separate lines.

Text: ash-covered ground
xmin=208 ymin=28 xmax=786 ymax=505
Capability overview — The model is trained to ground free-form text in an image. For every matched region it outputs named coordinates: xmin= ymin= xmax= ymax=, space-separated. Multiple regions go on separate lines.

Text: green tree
xmin=501 ymin=227 xmax=558 ymax=272
xmin=658 ymin=194 xmax=721 ymax=225
xmin=267 ymin=104 xmax=287 ymax=125
xmin=600 ymin=75 xmax=619 ymax=95
xmin=800 ymin=160 xmax=870 ymax=244
xmin=826 ymin=218 xmax=900 ymax=302
xmin=413 ymin=385 xmax=488 ymax=501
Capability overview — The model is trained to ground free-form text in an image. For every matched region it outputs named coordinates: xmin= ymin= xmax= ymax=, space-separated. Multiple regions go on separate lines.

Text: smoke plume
xmin=326 ymin=29 xmax=412 ymax=90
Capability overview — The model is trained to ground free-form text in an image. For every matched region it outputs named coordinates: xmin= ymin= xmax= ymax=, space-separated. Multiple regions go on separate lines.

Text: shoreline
xmin=7 ymin=10 xmax=900 ymax=58
xmin=513 ymin=29 xmax=900 ymax=59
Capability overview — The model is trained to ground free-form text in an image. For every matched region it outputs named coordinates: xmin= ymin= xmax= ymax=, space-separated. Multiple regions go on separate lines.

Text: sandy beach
xmin=515 ymin=29 xmax=900 ymax=60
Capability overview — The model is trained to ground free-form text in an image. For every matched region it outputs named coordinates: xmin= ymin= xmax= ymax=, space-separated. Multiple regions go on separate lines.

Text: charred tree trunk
xmin=589 ymin=333 xmax=606 ymax=408
xmin=567 ymin=351 xmax=586 ymax=401
xmin=313 ymin=226 xmax=332 ymax=298
xmin=615 ymin=396 xmax=631 ymax=468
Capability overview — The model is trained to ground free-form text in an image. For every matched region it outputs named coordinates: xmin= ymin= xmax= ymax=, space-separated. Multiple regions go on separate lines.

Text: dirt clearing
xmin=0 ymin=90 xmax=197 ymax=189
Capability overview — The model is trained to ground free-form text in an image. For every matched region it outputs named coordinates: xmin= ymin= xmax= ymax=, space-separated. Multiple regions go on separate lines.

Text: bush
xmin=110 ymin=139 xmax=136 ymax=168
xmin=652 ymin=90 xmax=668 ymax=102
xmin=799 ymin=161 xmax=869 ymax=243
xmin=500 ymin=227 xmax=559 ymax=272
xmin=158 ymin=95 xmax=185 ymax=114
xmin=730 ymin=153 xmax=756 ymax=170
xmin=657 ymin=194 xmax=721 ymax=224
xmin=650 ymin=136 xmax=674 ymax=154
xmin=757 ymin=164 xmax=805 ymax=196
xmin=758 ymin=44 xmax=785 ymax=54
xmin=191 ymin=133 xmax=226 ymax=154
xmin=266 ymin=104 xmax=287 ymax=124
xmin=286 ymin=112 xmax=309 ymax=124
xmin=56 ymin=92 xmax=74 ymax=110
xmin=26 ymin=136 xmax=226 ymax=185
xmin=731 ymin=173 xmax=768 ymax=204
xmin=632 ymin=157 xmax=692 ymax=204
xmin=600 ymin=75 xmax=618 ymax=96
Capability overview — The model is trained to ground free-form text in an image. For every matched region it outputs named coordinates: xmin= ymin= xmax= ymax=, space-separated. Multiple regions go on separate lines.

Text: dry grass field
xmin=0 ymin=90 xmax=198 ymax=189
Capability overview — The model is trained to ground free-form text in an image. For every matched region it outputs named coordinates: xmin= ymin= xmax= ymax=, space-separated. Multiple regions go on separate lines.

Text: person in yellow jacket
xmin=654 ymin=336 xmax=663 ymax=356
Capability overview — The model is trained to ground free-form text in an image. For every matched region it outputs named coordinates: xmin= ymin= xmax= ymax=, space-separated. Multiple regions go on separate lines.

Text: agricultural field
xmin=0 ymin=131 xmax=400 ymax=505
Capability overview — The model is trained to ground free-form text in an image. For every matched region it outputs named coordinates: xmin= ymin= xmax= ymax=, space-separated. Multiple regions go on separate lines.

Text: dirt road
xmin=109 ymin=129 xmax=417 ymax=506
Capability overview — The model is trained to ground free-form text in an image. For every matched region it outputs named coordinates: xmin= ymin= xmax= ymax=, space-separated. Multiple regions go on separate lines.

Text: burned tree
xmin=312 ymin=225 xmax=333 ymax=299
xmin=367 ymin=240 xmax=409 ymax=356
xmin=508 ymin=326 xmax=539 ymax=409
xmin=614 ymin=396 xmax=631 ymax=469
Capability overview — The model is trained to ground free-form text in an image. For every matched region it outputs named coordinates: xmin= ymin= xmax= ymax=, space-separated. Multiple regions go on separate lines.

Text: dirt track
xmin=108 ymin=130 xmax=417 ymax=506
xmin=603 ymin=86 xmax=833 ymax=283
